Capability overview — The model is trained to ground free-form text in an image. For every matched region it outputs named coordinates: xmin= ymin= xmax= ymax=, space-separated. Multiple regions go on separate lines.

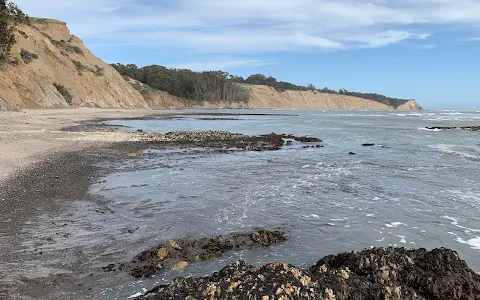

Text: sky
xmin=15 ymin=0 xmax=480 ymax=110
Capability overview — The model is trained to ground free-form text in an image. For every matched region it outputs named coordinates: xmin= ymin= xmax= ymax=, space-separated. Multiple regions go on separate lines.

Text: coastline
xmin=0 ymin=109 xmax=323 ymax=299
xmin=1 ymin=108 xmax=479 ymax=299
xmin=0 ymin=108 xmax=166 ymax=182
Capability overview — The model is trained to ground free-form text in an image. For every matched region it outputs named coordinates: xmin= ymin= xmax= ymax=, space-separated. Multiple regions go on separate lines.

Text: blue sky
xmin=16 ymin=0 xmax=480 ymax=110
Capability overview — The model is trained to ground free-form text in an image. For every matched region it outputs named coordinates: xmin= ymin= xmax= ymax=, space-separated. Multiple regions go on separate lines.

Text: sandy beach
xmin=0 ymin=108 xmax=168 ymax=181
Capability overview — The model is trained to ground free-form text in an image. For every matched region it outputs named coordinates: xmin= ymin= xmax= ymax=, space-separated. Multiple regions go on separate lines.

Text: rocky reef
xmin=138 ymin=131 xmax=323 ymax=151
xmin=138 ymin=247 xmax=480 ymax=300
xmin=110 ymin=230 xmax=286 ymax=279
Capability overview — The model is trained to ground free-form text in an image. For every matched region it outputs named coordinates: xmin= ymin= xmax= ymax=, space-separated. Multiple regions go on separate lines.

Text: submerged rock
xmin=138 ymin=247 xmax=480 ymax=300
xmin=120 ymin=229 xmax=286 ymax=278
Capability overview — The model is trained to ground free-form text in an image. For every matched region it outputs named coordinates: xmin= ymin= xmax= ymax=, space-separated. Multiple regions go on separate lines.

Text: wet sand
xmin=0 ymin=109 xmax=312 ymax=299
xmin=0 ymin=108 xmax=169 ymax=299
xmin=0 ymin=108 xmax=167 ymax=182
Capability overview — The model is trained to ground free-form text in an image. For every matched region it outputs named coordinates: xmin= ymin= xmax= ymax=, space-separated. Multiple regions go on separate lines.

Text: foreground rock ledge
xmin=138 ymin=247 xmax=480 ymax=300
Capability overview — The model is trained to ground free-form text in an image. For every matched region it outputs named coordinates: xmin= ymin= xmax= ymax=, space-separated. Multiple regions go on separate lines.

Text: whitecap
xmin=443 ymin=216 xmax=480 ymax=232
xmin=456 ymin=236 xmax=480 ymax=250
xmin=385 ymin=222 xmax=407 ymax=228
xmin=418 ymin=127 xmax=444 ymax=132
xmin=128 ymin=292 xmax=143 ymax=299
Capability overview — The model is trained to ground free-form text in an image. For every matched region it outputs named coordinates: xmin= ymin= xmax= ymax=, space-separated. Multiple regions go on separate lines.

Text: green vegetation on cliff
xmin=112 ymin=63 xmax=410 ymax=107
xmin=0 ymin=0 xmax=29 ymax=65
xmin=111 ymin=64 xmax=249 ymax=103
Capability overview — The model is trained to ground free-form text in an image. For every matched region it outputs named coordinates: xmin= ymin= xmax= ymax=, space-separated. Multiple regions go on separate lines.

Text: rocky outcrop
xmin=0 ymin=20 xmax=148 ymax=110
xmin=139 ymin=248 xmax=480 ymax=300
xmin=116 ymin=229 xmax=286 ymax=279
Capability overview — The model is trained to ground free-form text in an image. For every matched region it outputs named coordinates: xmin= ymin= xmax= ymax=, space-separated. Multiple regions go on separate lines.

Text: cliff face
xmin=0 ymin=20 xmax=147 ymax=110
xmin=396 ymin=99 xmax=423 ymax=111
xmin=141 ymin=85 xmax=423 ymax=110
xmin=192 ymin=85 xmax=422 ymax=110
xmin=0 ymin=21 xmax=422 ymax=111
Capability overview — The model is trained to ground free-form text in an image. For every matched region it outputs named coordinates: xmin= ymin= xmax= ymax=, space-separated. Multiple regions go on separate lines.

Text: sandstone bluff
xmin=0 ymin=19 xmax=422 ymax=111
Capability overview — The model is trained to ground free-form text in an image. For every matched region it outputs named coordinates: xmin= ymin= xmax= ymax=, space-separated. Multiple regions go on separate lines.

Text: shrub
xmin=44 ymin=34 xmax=83 ymax=55
xmin=17 ymin=30 xmax=28 ymax=38
xmin=9 ymin=57 xmax=19 ymax=65
xmin=20 ymin=48 xmax=38 ymax=64
xmin=1 ymin=1 xmax=30 ymax=65
xmin=94 ymin=65 xmax=105 ymax=76
xmin=53 ymin=83 xmax=73 ymax=104
xmin=72 ymin=59 xmax=87 ymax=72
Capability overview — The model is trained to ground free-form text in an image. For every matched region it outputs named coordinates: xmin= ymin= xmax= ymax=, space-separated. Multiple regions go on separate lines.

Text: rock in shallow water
xmin=138 ymin=247 xmax=480 ymax=300
xmin=121 ymin=229 xmax=286 ymax=278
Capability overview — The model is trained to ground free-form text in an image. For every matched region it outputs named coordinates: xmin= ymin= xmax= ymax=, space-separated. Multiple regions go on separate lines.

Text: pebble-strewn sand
xmin=0 ymin=108 xmax=166 ymax=181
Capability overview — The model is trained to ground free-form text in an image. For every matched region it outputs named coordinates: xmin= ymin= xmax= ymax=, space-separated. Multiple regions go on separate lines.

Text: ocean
xmin=84 ymin=109 xmax=480 ymax=298
xmin=34 ymin=109 xmax=480 ymax=298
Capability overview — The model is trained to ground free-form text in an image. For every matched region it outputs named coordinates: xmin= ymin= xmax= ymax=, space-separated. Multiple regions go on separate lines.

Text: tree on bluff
xmin=0 ymin=0 xmax=30 ymax=65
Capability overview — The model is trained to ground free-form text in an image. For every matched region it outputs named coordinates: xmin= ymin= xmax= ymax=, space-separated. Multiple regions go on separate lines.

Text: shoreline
xmin=1 ymin=108 xmax=479 ymax=299
xmin=0 ymin=110 xmax=322 ymax=299
xmin=0 ymin=108 xmax=169 ymax=182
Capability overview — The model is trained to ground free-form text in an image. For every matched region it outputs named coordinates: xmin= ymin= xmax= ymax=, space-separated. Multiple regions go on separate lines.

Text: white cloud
xmin=417 ymin=44 xmax=436 ymax=49
xmin=173 ymin=60 xmax=279 ymax=71
xmin=14 ymin=0 xmax=480 ymax=54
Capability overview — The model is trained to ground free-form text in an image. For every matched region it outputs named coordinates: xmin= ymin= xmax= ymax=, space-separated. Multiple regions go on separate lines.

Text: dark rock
xmin=286 ymin=140 xmax=293 ymax=146
xmin=138 ymin=248 xmax=480 ymax=300
xmin=349 ymin=152 xmax=356 ymax=155
xmin=121 ymin=229 xmax=286 ymax=278
xmin=362 ymin=143 xmax=375 ymax=147
xmin=281 ymin=134 xmax=323 ymax=143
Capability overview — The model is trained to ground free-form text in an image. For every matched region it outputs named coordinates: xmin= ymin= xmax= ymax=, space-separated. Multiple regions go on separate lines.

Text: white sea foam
xmin=418 ymin=127 xmax=444 ymax=132
xmin=456 ymin=236 xmax=480 ymax=250
xmin=128 ymin=290 xmax=146 ymax=299
xmin=385 ymin=222 xmax=407 ymax=228
xmin=433 ymin=144 xmax=478 ymax=159
xmin=443 ymin=216 xmax=480 ymax=232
